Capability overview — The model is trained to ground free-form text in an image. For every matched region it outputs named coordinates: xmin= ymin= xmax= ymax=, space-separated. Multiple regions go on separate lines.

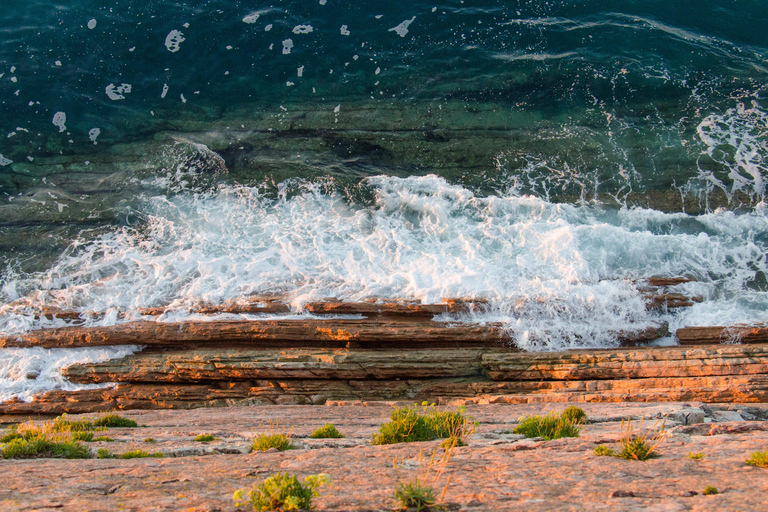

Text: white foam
xmin=165 ymin=30 xmax=185 ymax=52
xmin=282 ymin=39 xmax=294 ymax=54
xmin=87 ymin=19 xmax=97 ymax=30
xmin=0 ymin=154 xmax=11 ymax=166
xmin=389 ymin=16 xmax=416 ymax=38
xmin=52 ymin=111 xmax=66 ymax=132
xmin=340 ymin=25 xmax=350 ymax=36
xmin=692 ymin=101 xmax=768 ymax=204
xmin=242 ymin=13 xmax=260 ymax=24
xmin=161 ymin=83 xmax=169 ymax=98
xmin=105 ymin=83 xmax=131 ymax=100
xmin=4 ymin=174 xmax=768 ymax=353
xmin=88 ymin=128 xmax=100 ymax=145
xmin=292 ymin=25 xmax=313 ymax=35
xmin=0 ymin=346 xmax=141 ymax=402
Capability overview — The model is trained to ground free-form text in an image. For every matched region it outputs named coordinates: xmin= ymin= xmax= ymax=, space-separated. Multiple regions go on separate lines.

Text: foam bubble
xmin=52 ymin=111 xmax=66 ymax=132
xmin=105 ymin=83 xmax=131 ymax=100
xmin=0 ymin=154 xmax=11 ymax=166
xmin=292 ymin=25 xmax=313 ymax=35
xmin=282 ymin=39 xmax=294 ymax=54
xmin=88 ymin=127 xmax=100 ymax=144
xmin=165 ymin=30 xmax=185 ymax=52
xmin=242 ymin=13 xmax=260 ymax=24
xmin=340 ymin=25 xmax=350 ymax=36
xmin=87 ymin=19 xmax=96 ymax=30
xmin=389 ymin=16 xmax=416 ymax=37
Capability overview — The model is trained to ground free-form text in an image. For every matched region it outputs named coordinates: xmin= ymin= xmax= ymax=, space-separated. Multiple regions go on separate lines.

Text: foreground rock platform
xmin=1 ymin=401 xmax=767 ymax=511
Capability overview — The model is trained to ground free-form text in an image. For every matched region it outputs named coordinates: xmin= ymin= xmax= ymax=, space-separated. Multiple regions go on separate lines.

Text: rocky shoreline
xmin=1 ymin=401 xmax=768 ymax=511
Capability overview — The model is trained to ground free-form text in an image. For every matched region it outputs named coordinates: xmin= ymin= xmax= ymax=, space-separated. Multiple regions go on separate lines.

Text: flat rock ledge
xmin=2 ymin=343 xmax=768 ymax=415
xmin=2 ymin=293 xmax=767 ymax=415
xmin=1 ymin=402 xmax=768 ymax=512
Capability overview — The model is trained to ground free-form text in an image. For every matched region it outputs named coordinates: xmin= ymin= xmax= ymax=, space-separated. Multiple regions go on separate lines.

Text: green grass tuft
xmin=93 ymin=414 xmax=138 ymax=428
xmin=746 ymin=451 xmax=768 ymax=468
xmin=97 ymin=448 xmax=113 ymax=459
xmin=195 ymin=434 xmax=216 ymax=442
xmin=703 ymin=486 xmax=718 ymax=495
xmin=310 ymin=423 xmax=345 ymax=439
xmin=251 ymin=433 xmax=293 ymax=452
xmin=2 ymin=436 xmax=91 ymax=459
xmin=233 ymin=472 xmax=330 ymax=511
xmin=371 ymin=405 xmax=474 ymax=446
xmin=594 ymin=445 xmax=617 ymax=456
xmin=514 ymin=408 xmax=585 ymax=440
xmin=394 ymin=476 xmax=436 ymax=511
xmin=688 ymin=452 xmax=704 ymax=460
xmin=118 ymin=449 xmax=163 ymax=459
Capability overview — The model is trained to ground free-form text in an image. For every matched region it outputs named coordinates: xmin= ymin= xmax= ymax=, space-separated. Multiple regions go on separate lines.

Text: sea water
xmin=0 ymin=1 xmax=766 ymax=399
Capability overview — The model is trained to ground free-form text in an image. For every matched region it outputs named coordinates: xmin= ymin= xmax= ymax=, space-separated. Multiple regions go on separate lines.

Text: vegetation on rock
xmin=594 ymin=418 xmax=665 ymax=461
xmin=233 ymin=472 xmax=331 ymax=511
xmin=194 ymin=434 xmax=216 ymax=442
xmin=372 ymin=404 xmax=475 ymax=445
xmin=704 ymin=486 xmax=718 ymax=495
xmin=252 ymin=432 xmax=293 ymax=452
xmin=394 ymin=476 xmax=436 ymax=511
xmin=93 ymin=414 xmax=138 ymax=428
xmin=746 ymin=451 xmax=768 ymax=468
xmin=2 ymin=437 xmax=91 ymax=459
xmin=514 ymin=407 xmax=586 ymax=440
xmin=688 ymin=452 xmax=704 ymax=460
xmin=310 ymin=423 xmax=344 ymax=439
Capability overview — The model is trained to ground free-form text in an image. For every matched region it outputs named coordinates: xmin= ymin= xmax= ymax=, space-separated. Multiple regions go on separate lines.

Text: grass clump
xmin=593 ymin=418 xmax=665 ymax=461
xmin=252 ymin=433 xmax=293 ymax=452
xmin=514 ymin=407 xmax=586 ymax=440
xmin=97 ymin=448 xmax=113 ymax=459
xmin=233 ymin=472 xmax=330 ymax=511
xmin=394 ymin=477 xmax=436 ymax=511
xmin=703 ymin=486 xmax=718 ymax=495
xmin=594 ymin=445 xmax=616 ymax=457
xmin=93 ymin=414 xmax=137 ymax=428
xmin=746 ymin=451 xmax=768 ymax=468
xmin=310 ymin=423 xmax=344 ymax=439
xmin=688 ymin=452 xmax=704 ymax=460
xmin=2 ymin=437 xmax=91 ymax=459
xmin=144 ymin=438 xmax=155 ymax=443
xmin=119 ymin=449 xmax=163 ymax=459
xmin=195 ymin=434 xmax=216 ymax=442
xmin=372 ymin=404 xmax=475 ymax=446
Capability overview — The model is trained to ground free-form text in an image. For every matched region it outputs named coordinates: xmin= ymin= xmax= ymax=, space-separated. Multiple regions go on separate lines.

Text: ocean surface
xmin=0 ymin=1 xmax=767 ymax=400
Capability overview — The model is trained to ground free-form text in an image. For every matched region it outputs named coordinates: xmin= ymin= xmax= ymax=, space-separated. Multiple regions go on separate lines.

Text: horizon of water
xmin=1 ymin=1 xmax=767 ymax=400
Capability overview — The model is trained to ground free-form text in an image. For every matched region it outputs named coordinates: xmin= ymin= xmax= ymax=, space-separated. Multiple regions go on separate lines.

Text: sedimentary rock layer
xmin=3 ymin=343 xmax=768 ymax=415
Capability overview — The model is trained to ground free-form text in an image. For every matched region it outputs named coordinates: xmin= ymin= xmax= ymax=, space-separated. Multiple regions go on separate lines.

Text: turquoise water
xmin=0 ymin=1 xmax=768 ymax=398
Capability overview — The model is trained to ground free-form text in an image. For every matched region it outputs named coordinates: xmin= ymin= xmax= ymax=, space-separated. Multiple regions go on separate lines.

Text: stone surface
xmin=1 ymin=402 xmax=767 ymax=511
xmin=3 ymin=344 xmax=768 ymax=414
xmin=677 ymin=325 xmax=768 ymax=345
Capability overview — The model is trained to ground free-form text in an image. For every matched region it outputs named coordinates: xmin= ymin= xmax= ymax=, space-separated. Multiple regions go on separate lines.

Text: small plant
xmin=514 ymin=407 xmax=586 ymax=440
xmin=594 ymin=445 xmax=616 ymax=456
xmin=94 ymin=414 xmax=138 ymax=428
xmin=119 ymin=449 xmax=163 ymax=459
xmin=439 ymin=436 xmax=467 ymax=449
xmin=616 ymin=419 xmax=664 ymax=461
xmin=233 ymin=472 xmax=330 ymax=511
xmin=688 ymin=452 xmax=704 ymax=460
xmin=252 ymin=433 xmax=293 ymax=452
xmin=2 ymin=437 xmax=91 ymax=459
xmin=746 ymin=451 xmax=768 ymax=468
xmin=703 ymin=486 xmax=718 ymax=495
xmin=561 ymin=406 xmax=587 ymax=425
xmin=372 ymin=404 xmax=474 ymax=446
xmin=310 ymin=423 xmax=344 ymax=439
xmin=394 ymin=476 xmax=436 ymax=511
xmin=195 ymin=434 xmax=216 ymax=442
xmin=97 ymin=448 xmax=113 ymax=459
xmin=144 ymin=438 xmax=156 ymax=443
